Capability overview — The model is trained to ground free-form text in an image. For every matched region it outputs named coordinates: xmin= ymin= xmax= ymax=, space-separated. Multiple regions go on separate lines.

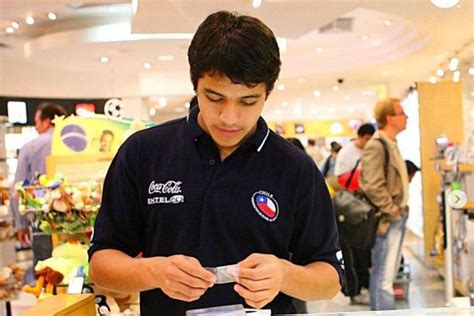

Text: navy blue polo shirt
xmin=89 ymin=108 xmax=343 ymax=315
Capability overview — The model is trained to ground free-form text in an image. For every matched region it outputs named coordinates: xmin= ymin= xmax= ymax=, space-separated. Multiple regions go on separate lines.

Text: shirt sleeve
xmin=289 ymin=159 xmax=344 ymax=284
xmin=10 ymin=144 xmax=32 ymax=229
xmin=88 ymin=144 xmax=145 ymax=260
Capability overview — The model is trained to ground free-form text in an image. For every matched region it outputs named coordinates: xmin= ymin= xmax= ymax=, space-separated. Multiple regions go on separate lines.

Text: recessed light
xmin=449 ymin=58 xmax=459 ymax=71
xmin=11 ymin=21 xmax=20 ymax=29
xmin=384 ymin=20 xmax=392 ymax=26
xmin=453 ymin=70 xmax=461 ymax=77
xmin=316 ymin=47 xmax=323 ymax=53
xmin=429 ymin=76 xmax=437 ymax=84
xmin=468 ymin=67 xmax=474 ymax=76
xmin=332 ymin=85 xmax=339 ymax=92
xmin=277 ymin=84 xmax=285 ymax=91
xmin=149 ymin=108 xmax=156 ymax=116
xmin=48 ymin=12 xmax=57 ymax=20
xmin=436 ymin=68 xmax=445 ymax=77
xmin=313 ymin=90 xmax=321 ymax=97
xmin=158 ymin=55 xmax=175 ymax=62
xmin=5 ymin=27 xmax=14 ymax=33
xmin=144 ymin=62 xmax=152 ymax=69
xmin=159 ymin=97 xmax=167 ymax=108
xmin=100 ymin=56 xmax=109 ymax=63
xmin=253 ymin=0 xmax=262 ymax=8
xmin=431 ymin=0 xmax=460 ymax=9
xmin=361 ymin=35 xmax=369 ymax=41
xmin=25 ymin=17 xmax=35 ymax=25
xmin=185 ymin=102 xmax=191 ymax=109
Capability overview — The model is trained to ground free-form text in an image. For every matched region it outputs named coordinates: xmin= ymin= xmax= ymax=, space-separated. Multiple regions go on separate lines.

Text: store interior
xmin=0 ymin=0 xmax=473 ymax=315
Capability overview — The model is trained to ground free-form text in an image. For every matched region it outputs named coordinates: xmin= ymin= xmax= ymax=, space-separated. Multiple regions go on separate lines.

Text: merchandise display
xmin=15 ymin=175 xmax=101 ymax=235
xmin=0 ymin=264 xmax=27 ymax=300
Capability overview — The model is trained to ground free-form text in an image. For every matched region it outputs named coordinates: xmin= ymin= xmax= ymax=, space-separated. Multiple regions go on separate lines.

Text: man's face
xmin=34 ymin=111 xmax=51 ymax=134
xmin=196 ymin=73 xmax=267 ymax=159
xmin=387 ymin=101 xmax=408 ymax=133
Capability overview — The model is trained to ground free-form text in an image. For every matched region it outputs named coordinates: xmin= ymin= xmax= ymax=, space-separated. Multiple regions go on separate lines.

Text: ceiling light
xmin=48 ymin=12 xmax=57 ymax=20
xmin=277 ymin=84 xmax=285 ymax=91
xmin=5 ymin=27 xmax=14 ymax=33
xmin=313 ymin=90 xmax=321 ymax=97
xmin=11 ymin=21 xmax=20 ymax=29
xmin=316 ymin=47 xmax=323 ymax=53
xmin=344 ymin=96 xmax=350 ymax=101
xmin=100 ymin=56 xmax=109 ymax=63
xmin=158 ymin=55 xmax=175 ymax=61
xmin=25 ymin=17 xmax=35 ymax=25
xmin=384 ymin=20 xmax=392 ymax=26
xmin=149 ymin=108 xmax=156 ymax=116
xmin=332 ymin=85 xmax=339 ymax=92
xmin=449 ymin=57 xmax=459 ymax=71
xmin=159 ymin=97 xmax=167 ymax=108
xmin=429 ymin=76 xmax=437 ymax=84
xmin=185 ymin=102 xmax=191 ymax=109
xmin=431 ymin=0 xmax=460 ymax=9
xmin=253 ymin=0 xmax=262 ymax=8
xmin=144 ymin=62 xmax=152 ymax=69
xmin=436 ymin=68 xmax=445 ymax=77
xmin=453 ymin=70 xmax=461 ymax=77
xmin=468 ymin=67 xmax=474 ymax=76
xmin=331 ymin=122 xmax=343 ymax=135
xmin=361 ymin=35 xmax=369 ymax=41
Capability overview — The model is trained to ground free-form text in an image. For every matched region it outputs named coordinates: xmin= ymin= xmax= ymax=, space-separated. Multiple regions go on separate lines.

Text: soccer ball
xmin=104 ymin=98 xmax=124 ymax=119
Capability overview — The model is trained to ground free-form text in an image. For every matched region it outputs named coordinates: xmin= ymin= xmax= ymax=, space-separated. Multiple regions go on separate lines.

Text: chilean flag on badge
xmin=252 ymin=191 xmax=279 ymax=222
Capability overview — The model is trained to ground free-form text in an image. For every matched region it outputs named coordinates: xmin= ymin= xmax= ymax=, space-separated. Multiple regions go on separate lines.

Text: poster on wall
xmin=51 ymin=115 xmax=155 ymax=156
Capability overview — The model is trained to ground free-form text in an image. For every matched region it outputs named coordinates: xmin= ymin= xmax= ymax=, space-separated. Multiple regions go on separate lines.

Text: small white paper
xmin=67 ymin=276 xmax=84 ymax=294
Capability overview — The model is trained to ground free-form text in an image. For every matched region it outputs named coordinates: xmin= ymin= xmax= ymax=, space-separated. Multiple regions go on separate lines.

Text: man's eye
xmin=206 ymin=96 xmax=223 ymax=103
xmin=241 ymin=100 xmax=257 ymax=106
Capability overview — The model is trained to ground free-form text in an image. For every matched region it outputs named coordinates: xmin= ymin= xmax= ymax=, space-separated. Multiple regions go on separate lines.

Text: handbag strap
xmin=344 ymin=159 xmax=361 ymax=188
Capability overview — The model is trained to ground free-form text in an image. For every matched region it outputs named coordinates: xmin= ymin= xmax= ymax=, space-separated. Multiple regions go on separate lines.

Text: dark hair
xmin=100 ymin=129 xmax=114 ymax=139
xmin=188 ymin=11 xmax=281 ymax=97
xmin=330 ymin=141 xmax=342 ymax=153
xmin=307 ymin=139 xmax=316 ymax=146
xmin=36 ymin=102 xmax=68 ymax=125
xmin=405 ymin=160 xmax=420 ymax=176
xmin=286 ymin=138 xmax=306 ymax=153
xmin=357 ymin=123 xmax=376 ymax=137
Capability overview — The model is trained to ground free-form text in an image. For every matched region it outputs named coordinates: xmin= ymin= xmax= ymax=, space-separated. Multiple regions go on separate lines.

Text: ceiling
xmin=0 ymin=0 xmax=473 ymax=122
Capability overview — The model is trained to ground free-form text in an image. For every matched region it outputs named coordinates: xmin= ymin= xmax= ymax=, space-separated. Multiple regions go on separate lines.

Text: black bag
xmin=333 ymin=139 xmax=389 ymax=250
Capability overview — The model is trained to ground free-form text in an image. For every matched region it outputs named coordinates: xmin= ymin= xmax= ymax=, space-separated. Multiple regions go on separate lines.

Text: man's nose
xmin=219 ymin=101 xmax=239 ymax=126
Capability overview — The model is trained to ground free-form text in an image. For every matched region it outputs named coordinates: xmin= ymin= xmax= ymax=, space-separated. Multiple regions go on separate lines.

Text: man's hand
xmin=151 ymin=255 xmax=216 ymax=302
xmin=234 ymin=253 xmax=287 ymax=309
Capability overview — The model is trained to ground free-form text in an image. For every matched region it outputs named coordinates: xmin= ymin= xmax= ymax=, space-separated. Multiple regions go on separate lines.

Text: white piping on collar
xmin=257 ymin=128 xmax=270 ymax=152
xmin=186 ymin=113 xmax=190 ymax=122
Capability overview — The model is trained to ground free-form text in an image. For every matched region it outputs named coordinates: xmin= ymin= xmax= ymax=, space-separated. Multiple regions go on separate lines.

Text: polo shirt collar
xmin=186 ymin=107 xmax=270 ymax=153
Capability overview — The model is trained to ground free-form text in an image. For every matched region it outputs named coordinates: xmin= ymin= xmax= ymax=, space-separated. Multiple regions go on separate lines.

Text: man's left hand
xmin=234 ymin=253 xmax=287 ymax=309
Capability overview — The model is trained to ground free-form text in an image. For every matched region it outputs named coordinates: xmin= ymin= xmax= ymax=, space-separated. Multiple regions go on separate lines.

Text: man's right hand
xmin=150 ymin=255 xmax=216 ymax=302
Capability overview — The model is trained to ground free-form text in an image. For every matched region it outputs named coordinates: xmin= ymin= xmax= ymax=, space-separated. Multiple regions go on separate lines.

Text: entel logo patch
xmin=251 ymin=191 xmax=279 ymax=222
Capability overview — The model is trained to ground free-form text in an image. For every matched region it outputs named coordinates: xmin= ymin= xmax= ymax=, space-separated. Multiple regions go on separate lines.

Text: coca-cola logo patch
xmin=251 ymin=191 xmax=279 ymax=222
xmin=147 ymin=180 xmax=184 ymax=205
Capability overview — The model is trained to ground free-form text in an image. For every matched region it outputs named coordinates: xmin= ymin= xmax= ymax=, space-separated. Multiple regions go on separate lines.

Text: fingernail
xmin=233 ymin=284 xmax=239 ymax=292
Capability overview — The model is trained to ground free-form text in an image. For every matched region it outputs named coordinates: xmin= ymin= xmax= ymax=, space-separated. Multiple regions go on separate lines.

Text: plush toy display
xmin=16 ymin=175 xmax=101 ymax=235
xmin=23 ymin=241 xmax=90 ymax=298
xmin=0 ymin=264 xmax=27 ymax=300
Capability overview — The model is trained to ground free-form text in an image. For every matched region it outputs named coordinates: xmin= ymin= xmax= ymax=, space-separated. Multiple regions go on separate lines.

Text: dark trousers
xmin=340 ymin=238 xmax=371 ymax=297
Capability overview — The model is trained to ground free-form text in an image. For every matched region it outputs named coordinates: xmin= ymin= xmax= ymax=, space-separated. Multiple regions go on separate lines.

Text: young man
xmin=89 ymin=11 xmax=342 ymax=315
xmin=360 ymin=98 xmax=409 ymax=310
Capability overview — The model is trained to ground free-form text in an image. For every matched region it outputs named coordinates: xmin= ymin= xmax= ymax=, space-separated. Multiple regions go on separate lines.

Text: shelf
xmin=437 ymin=161 xmax=474 ymax=172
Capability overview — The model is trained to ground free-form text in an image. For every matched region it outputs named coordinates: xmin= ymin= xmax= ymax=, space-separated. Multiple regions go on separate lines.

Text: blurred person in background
xmin=306 ymin=138 xmax=325 ymax=168
xmin=11 ymin=102 xmax=68 ymax=265
xmin=360 ymin=98 xmax=408 ymax=310
xmin=322 ymin=141 xmax=342 ymax=178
